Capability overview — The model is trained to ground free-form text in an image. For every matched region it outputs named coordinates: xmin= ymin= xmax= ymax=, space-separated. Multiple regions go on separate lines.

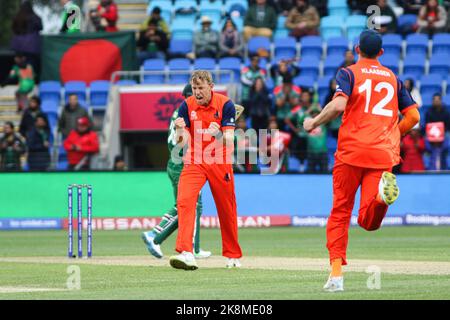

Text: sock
xmin=331 ymin=258 xmax=343 ymax=277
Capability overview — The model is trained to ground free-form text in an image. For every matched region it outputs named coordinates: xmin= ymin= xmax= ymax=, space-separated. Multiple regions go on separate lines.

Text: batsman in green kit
xmin=141 ymin=84 xmax=211 ymax=259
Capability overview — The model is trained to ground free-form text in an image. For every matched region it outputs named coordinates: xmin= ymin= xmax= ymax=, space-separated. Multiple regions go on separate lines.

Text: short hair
xmin=190 ymin=70 xmax=213 ymax=85
xmin=433 ymin=93 xmax=442 ymax=99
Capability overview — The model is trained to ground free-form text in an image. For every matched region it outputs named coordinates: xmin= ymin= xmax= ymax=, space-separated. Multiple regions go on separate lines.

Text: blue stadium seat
xmin=403 ymin=53 xmax=426 ymax=78
xmin=173 ymin=0 xmax=198 ymax=19
xmin=442 ymin=94 xmax=450 ymax=110
xmin=274 ymin=37 xmax=297 ymax=60
xmin=429 ymin=53 xmax=450 ymax=78
xmin=194 ymin=57 xmax=216 ymax=72
xmin=171 ymin=16 xmax=196 ymax=40
xmin=116 ymin=79 xmax=137 ymax=86
xmin=406 ymin=34 xmax=429 ymax=56
xmin=293 ymin=75 xmax=314 ymax=90
xmin=382 ymin=34 xmax=402 ymax=57
xmin=318 ymin=75 xmax=333 ymax=105
xmin=379 ymin=53 xmax=400 ymax=74
xmin=399 ymin=73 xmax=416 ymax=83
xmin=328 ymin=0 xmax=349 ymax=17
xmin=142 ymin=58 xmax=165 ymax=84
xmin=326 ymin=37 xmax=349 ymax=57
xmin=420 ymin=74 xmax=443 ymax=96
xmin=64 ymin=81 xmax=86 ymax=103
xmin=432 ymin=33 xmax=450 ymax=55
xmin=323 ymin=55 xmax=344 ymax=77
xmin=224 ymin=0 xmax=248 ymax=16
xmin=421 ymin=93 xmax=434 ymax=109
xmin=199 ymin=0 xmax=223 ymax=17
xmin=40 ymin=100 xmax=59 ymax=114
xmin=320 ymin=16 xmax=344 ymax=40
xmin=247 ymin=36 xmax=271 ymax=56
xmin=148 ymin=0 xmax=173 ymax=15
xmin=160 ymin=10 xmax=172 ymax=24
xmin=397 ymin=14 xmax=418 ymax=30
xmin=230 ymin=15 xmax=243 ymax=32
xmin=265 ymin=77 xmax=274 ymax=92
xmin=218 ymin=57 xmax=241 ymax=83
xmin=47 ymin=111 xmax=58 ymax=132
xmin=90 ymin=80 xmax=110 ymax=107
xmin=345 ymin=15 xmax=367 ymax=40
xmin=277 ymin=16 xmax=287 ymax=30
xmin=39 ymin=81 xmax=61 ymax=104
xmin=273 ymin=29 xmax=289 ymax=39
xmin=298 ymin=56 xmax=320 ymax=79
xmin=300 ymin=36 xmax=323 ymax=58
xmin=168 ymin=39 xmax=193 ymax=57
xmin=168 ymin=58 xmax=191 ymax=84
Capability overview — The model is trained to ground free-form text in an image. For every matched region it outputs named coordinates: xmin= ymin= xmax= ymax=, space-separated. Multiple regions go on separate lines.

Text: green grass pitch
xmin=0 ymin=226 xmax=450 ymax=300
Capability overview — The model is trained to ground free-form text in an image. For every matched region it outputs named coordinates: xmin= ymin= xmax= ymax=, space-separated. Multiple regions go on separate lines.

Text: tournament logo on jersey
xmin=191 ymin=110 xmax=198 ymax=120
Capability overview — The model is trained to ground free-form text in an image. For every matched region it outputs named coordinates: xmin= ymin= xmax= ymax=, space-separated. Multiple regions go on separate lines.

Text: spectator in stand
xmin=425 ymin=93 xmax=450 ymax=170
xmin=241 ymin=55 xmax=267 ymax=112
xmin=347 ymin=0 xmax=377 ymax=14
xmin=270 ymin=58 xmax=300 ymax=86
xmin=64 ymin=117 xmax=99 ymax=171
xmin=401 ymin=124 xmax=426 ymax=172
xmin=89 ymin=0 xmax=119 ymax=32
xmin=273 ymin=0 xmax=296 ymax=16
xmin=247 ymin=77 xmax=272 ymax=131
xmin=285 ymin=0 xmax=320 ymax=39
xmin=137 ymin=19 xmax=169 ymax=64
xmin=140 ymin=7 xmax=170 ymax=38
xmin=26 ymin=115 xmax=52 ymax=171
xmin=340 ymin=50 xmax=356 ymax=68
xmin=397 ymin=0 xmax=427 ymax=15
xmin=193 ymin=16 xmax=220 ymax=58
xmin=234 ymin=116 xmax=259 ymax=173
xmin=275 ymin=75 xmax=301 ymax=131
xmin=113 ymin=155 xmax=127 ymax=171
xmin=372 ymin=0 xmax=398 ymax=34
xmin=60 ymin=0 xmax=81 ymax=33
xmin=417 ymin=0 xmax=448 ymax=36
xmin=1 ymin=53 xmax=35 ymax=112
xmin=58 ymin=94 xmax=89 ymax=138
xmin=19 ymin=96 xmax=48 ymax=138
xmin=11 ymin=1 xmax=42 ymax=78
xmin=0 ymin=122 xmax=26 ymax=171
xmin=305 ymin=107 xmax=328 ymax=173
xmin=219 ymin=18 xmax=244 ymax=59
xmin=243 ymin=0 xmax=277 ymax=41
xmin=403 ymin=78 xmax=423 ymax=108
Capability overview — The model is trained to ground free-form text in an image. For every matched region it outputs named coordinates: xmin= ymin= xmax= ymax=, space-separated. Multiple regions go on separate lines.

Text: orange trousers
xmin=176 ymin=163 xmax=243 ymax=258
xmin=327 ymin=159 xmax=390 ymax=265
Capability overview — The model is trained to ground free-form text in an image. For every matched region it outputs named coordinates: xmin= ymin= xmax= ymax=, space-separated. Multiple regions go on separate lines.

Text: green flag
xmin=41 ymin=31 xmax=137 ymax=84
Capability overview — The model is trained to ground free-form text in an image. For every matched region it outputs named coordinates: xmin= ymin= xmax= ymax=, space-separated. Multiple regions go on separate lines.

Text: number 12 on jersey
xmin=358 ymin=79 xmax=394 ymax=117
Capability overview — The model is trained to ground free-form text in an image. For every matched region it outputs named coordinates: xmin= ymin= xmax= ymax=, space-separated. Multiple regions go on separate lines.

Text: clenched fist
xmin=207 ymin=122 xmax=221 ymax=136
xmin=175 ymin=117 xmax=186 ymax=129
xmin=303 ymin=118 xmax=316 ymax=132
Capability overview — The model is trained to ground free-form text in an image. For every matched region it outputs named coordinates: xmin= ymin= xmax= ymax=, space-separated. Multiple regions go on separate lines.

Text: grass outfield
xmin=0 ymin=226 xmax=450 ymax=299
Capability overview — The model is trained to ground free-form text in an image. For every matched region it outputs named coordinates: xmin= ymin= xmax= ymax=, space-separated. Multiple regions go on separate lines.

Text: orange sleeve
xmin=399 ymin=107 xmax=420 ymax=136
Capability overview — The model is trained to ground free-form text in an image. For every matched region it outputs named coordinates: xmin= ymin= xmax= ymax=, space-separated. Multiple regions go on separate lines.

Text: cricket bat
xmin=235 ymin=104 xmax=244 ymax=120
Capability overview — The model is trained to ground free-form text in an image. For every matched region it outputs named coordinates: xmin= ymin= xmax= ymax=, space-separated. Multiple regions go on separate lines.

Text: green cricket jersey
xmin=167 ymin=108 xmax=184 ymax=172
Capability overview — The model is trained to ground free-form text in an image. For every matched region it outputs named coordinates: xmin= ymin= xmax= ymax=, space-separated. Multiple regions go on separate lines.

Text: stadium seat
xmin=116 ymin=79 xmax=137 ymax=86
xmin=300 ymin=36 xmax=323 ymax=58
xmin=218 ymin=57 xmax=241 ymax=83
xmin=328 ymin=0 xmax=349 ymax=17
xmin=47 ymin=111 xmax=58 ymax=132
xmin=379 ymin=53 xmax=400 ymax=75
xmin=148 ymin=0 xmax=173 ymax=15
xmin=224 ymin=0 xmax=248 ymax=17
xmin=397 ymin=14 xmax=418 ymax=30
xmin=40 ymin=100 xmax=59 ymax=114
xmin=382 ymin=34 xmax=403 ymax=57
xmin=277 ymin=16 xmax=287 ymax=30
xmin=274 ymin=37 xmax=297 ymax=60
xmin=265 ymin=77 xmax=274 ymax=92
xmin=323 ymin=55 xmax=343 ymax=77
xmin=171 ymin=16 xmax=196 ymax=40
xmin=442 ymin=94 xmax=450 ymax=110
xmin=420 ymin=74 xmax=443 ymax=96
xmin=326 ymin=37 xmax=349 ymax=57
xmin=90 ymin=80 xmax=110 ymax=107
xmin=293 ymin=75 xmax=314 ymax=90
xmin=432 ymin=33 xmax=450 ymax=55
xmin=318 ymin=75 xmax=333 ymax=105
xmin=403 ymin=54 xmax=426 ymax=78
xmin=39 ymin=81 xmax=61 ymax=104
xmin=247 ymin=36 xmax=271 ymax=56
xmin=345 ymin=15 xmax=367 ymax=41
xmin=168 ymin=39 xmax=193 ymax=57
xmin=399 ymin=73 xmax=416 ymax=83
xmin=193 ymin=58 xmax=216 ymax=79
xmin=230 ymin=15 xmax=244 ymax=32
xmin=173 ymin=0 xmax=198 ymax=20
xmin=421 ymin=93 xmax=434 ymax=109
xmin=406 ymin=34 xmax=429 ymax=56
xmin=64 ymin=81 xmax=86 ymax=103
xmin=142 ymin=59 xmax=166 ymax=84
xmin=168 ymin=58 xmax=191 ymax=84
xmin=273 ymin=28 xmax=289 ymax=39
xmin=199 ymin=0 xmax=223 ymax=21
xmin=298 ymin=56 xmax=320 ymax=79
xmin=320 ymin=16 xmax=345 ymax=40
xmin=429 ymin=54 xmax=450 ymax=78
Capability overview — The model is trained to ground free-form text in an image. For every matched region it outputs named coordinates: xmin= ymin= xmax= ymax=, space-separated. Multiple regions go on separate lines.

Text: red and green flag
xmin=41 ymin=31 xmax=137 ymax=84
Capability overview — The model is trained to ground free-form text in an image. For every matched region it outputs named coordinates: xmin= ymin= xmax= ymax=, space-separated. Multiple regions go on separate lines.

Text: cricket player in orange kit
xmin=169 ymin=70 xmax=243 ymax=270
xmin=304 ymin=30 xmax=420 ymax=292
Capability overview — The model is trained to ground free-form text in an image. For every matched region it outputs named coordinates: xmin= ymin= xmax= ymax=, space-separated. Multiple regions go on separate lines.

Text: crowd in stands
xmin=2 ymin=0 xmax=450 ymax=172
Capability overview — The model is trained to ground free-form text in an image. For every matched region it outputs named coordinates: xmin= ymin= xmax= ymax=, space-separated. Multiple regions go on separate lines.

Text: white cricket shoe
xmin=141 ymin=231 xmax=163 ymax=259
xmin=378 ymin=172 xmax=400 ymax=205
xmin=169 ymin=251 xmax=198 ymax=270
xmin=194 ymin=249 xmax=212 ymax=259
xmin=226 ymin=258 xmax=241 ymax=268
xmin=323 ymin=275 xmax=344 ymax=292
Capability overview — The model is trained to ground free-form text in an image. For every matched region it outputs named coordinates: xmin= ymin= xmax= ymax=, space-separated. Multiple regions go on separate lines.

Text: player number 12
xmin=358 ymin=79 xmax=394 ymax=117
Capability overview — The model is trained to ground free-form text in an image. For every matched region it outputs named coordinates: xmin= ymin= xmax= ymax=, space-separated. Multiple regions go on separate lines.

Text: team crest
xmin=190 ymin=110 xmax=198 ymax=120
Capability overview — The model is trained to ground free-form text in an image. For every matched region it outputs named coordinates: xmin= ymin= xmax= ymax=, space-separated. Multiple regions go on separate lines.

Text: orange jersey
xmin=178 ymin=92 xmax=236 ymax=164
xmin=333 ymin=58 xmax=418 ymax=168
